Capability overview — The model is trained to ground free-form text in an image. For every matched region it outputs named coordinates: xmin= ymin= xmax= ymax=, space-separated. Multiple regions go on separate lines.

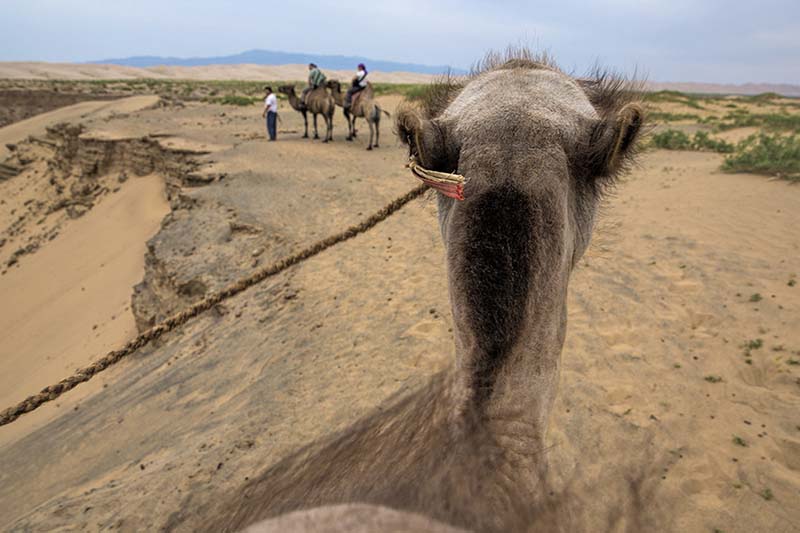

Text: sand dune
xmin=2 ymin=62 xmax=800 ymax=96
xmin=0 ymin=62 xmax=436 ymax=84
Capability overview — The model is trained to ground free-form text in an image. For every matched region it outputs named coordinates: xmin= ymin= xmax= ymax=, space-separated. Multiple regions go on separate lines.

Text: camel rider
xmin=302 ymin=63 xmax=327 ymax=105
xmin=344 ymin=63 xmax=368 ymax=110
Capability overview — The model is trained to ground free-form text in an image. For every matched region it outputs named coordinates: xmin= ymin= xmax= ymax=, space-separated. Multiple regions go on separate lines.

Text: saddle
xmin=352 ymin=90 xmax=365 ymax=110
xmin=351 ymin=83 xmax=373 ymax=112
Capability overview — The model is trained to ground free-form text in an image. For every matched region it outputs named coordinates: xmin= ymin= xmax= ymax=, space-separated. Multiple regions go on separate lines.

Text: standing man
xmin=262 ymin=86 xmax=278 ymax=141
xmin=302 ymin=63 xmax=327 ymax=105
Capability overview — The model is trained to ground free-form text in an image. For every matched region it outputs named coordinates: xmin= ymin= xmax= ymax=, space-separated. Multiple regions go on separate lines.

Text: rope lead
xmin=0 ymin=184 xmax=428 ymax=427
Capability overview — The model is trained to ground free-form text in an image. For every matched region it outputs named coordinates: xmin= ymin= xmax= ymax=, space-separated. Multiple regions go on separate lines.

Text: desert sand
xmin=2 ymin=61 xmax=800 ymax=96
xmin=0 ymin=62 xmax=436 ymax=84
xmin=0 ymin=85 xmax=798 ymax=532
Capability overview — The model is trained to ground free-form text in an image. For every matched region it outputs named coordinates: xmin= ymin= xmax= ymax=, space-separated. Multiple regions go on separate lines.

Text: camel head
xmin=397 ymin=53 xmax=644 ymax=435
xmin=277 ymin=84 xmax=297 ymax=96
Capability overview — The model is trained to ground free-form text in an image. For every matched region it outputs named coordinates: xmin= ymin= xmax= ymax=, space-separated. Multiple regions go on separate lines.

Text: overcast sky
xmin=2 ymin=0 xmax=799 ymax=84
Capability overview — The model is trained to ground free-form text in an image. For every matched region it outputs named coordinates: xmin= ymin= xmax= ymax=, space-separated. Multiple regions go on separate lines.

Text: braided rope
xmin=0 ymin=184 xmax=428 ymax=427
xmin=407 ymin=157 xmax=466 ymax=185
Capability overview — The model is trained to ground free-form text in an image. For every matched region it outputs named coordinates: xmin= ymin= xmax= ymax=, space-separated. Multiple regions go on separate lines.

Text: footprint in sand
xmin=402 ymin=319 xmax=441 ymax=343
xmin=777 ymin=438 xmax=800 ymax=471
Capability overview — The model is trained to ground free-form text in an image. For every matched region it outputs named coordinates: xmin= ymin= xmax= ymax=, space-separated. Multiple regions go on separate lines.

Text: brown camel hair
xmin=327 ymin=80 xmax=390 ymax=150
xmin=194 ymin=49 xmax=647 ymax=532
xmin=278 ymin=84 xmax=335 ymax=142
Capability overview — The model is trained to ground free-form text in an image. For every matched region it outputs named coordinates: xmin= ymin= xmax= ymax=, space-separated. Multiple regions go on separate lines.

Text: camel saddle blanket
xmin=352 ymin=90 xmax=366 ymax=110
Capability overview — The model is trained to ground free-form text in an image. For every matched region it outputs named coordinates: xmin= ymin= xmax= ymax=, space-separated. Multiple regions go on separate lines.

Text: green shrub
xmin=716 ymin=110 xmax=800 ymax=133
xmin=651 ymin=130 xmax=734 ymax=153
xmin=722 ymin=133 xmax=800 ymax=181
xmin=651 ymin=130 xmax=692 ymax=150
xmin=692 ymin=131 xmax=735 ymax=153
xmin=650 ymin=111 xmax=701 ymax=122
xmin=216 ymin=95 xmax=258 ymax=106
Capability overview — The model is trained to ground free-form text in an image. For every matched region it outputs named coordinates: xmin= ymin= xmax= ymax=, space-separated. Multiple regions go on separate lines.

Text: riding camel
xmin=278 ymin=84 xmax=335 ymax=142
xmin=203 ymin=50 xmax=645 ymax=532
xmin=327 ymin=80 xmax=389 ymax=150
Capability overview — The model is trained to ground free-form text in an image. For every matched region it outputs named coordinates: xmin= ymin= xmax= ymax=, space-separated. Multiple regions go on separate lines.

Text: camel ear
xmin=586 ymin=103 xmax=644 ymax=179
xmin=396 ymin=107 xmax=452 ymax=171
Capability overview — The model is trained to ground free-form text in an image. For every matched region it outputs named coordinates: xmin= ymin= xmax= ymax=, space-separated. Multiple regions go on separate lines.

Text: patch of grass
xmin=715 ymin=109 xmax=800 ymax=133
xmin=704 ymin=375 xmax=723 ymax=383
xmin=722 ymin=133 xmax=800 ymax=181
xmin=789 ymin=278 xmax=797 ymax=287
xmin=760 ymin=488 xmax=774 ymax=501
xmin=745 ymin=338 xmax=763 ymax=349
xmin=650 ymin=111 xmax=701 ymax=122
xmin=644 ymin=90 xmax=706 ymax=109
xmin=732 ymin=435 xmax=748 ymax=447
xmin=692 ymin=131 xmax=735 ymax=153
xmin=651 ymin=129 xmax=734 ymax=153
xmin=742 ymin=338 xmax=763 ymax=358
xmin=788 ymin=359 xmax=800 ymax=366
xmin=370 ymin=83 xmax=428 ymax=100
xmin=744 ymin=92 xmax=781 ymax=105
xmin=214 ymin=95 xmax=259 ymax=106
xmin=749 ymin=293 xmax=763 ymax=302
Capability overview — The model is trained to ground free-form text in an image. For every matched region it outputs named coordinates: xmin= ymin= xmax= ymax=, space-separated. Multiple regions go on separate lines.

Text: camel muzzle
xmin=407 ymin=157 xmax=467 ymax=201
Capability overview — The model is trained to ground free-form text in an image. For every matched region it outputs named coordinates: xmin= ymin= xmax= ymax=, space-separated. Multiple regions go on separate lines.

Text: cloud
xmin=0 ymin=0 xmax=798 ymax=84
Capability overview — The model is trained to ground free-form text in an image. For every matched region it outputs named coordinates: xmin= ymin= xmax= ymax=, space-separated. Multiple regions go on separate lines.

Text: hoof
xmin=366 ymin=146 xmax=372 ymax=151
xmin=346 ymin=137 xmax=353 ymax=142
xmin=302 ymin=134 xmax=309 ymax=139
xmin=373 ymin=144 xmax=379 ymax=149
xmin=313 ymin=136 xmax=320 ymax=140
xmin=322 ymin=139 xmax=328 ymax=143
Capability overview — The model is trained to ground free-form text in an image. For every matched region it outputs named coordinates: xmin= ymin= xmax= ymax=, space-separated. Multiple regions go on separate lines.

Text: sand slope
xmin=0 ymin=174 xmax=168 ymax=446
xmin=0 ymin=95 xmax=159 ymax=159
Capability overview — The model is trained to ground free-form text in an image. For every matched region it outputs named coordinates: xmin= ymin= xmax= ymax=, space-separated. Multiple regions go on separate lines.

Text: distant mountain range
xmin=89 ymin=49 xmax=467 ymax=75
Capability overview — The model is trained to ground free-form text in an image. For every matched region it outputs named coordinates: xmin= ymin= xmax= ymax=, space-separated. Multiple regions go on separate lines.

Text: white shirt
xmin=264 ymin=93 xmax=278 ymax=113
xmin=357 ymin=70 xmax=367 ymax=88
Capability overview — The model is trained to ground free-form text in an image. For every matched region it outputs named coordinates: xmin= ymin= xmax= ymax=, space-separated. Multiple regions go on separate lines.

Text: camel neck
xmin=443 ymin=183 xmax=569 ymax=444
xmin=288 ymin=91 xmax=304 ymax=111
xmin=452 ymin=299 xmax=566 ymax=439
